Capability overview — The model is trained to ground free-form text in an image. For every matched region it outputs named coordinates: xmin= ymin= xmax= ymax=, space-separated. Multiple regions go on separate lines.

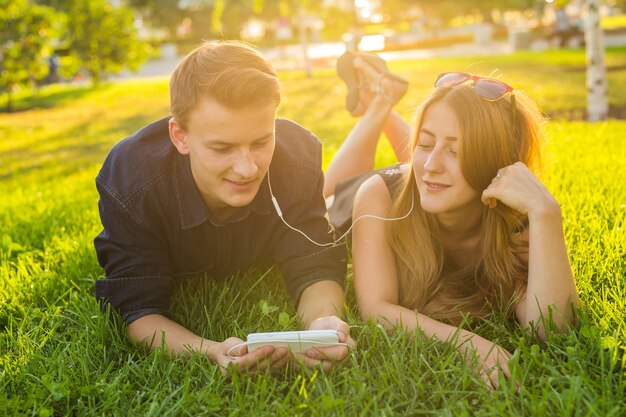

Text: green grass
xmin=1 ymin=48 xmax=625 ymax=416
xmin=603 ymin=15 xmax=626 ymax=31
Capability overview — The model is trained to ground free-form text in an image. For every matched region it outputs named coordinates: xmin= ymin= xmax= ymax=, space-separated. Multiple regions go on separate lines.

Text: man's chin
xmin=225 ymin=189 xmax=260 ymax=208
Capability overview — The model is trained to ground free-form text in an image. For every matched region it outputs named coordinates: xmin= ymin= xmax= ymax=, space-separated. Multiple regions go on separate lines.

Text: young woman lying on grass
xmin=324 ymin=52 xmax=579 ymax=388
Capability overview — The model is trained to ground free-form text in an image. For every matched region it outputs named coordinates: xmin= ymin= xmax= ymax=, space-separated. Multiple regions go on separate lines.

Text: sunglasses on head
xmin=435 ymin=72 xmax=514 ymax=100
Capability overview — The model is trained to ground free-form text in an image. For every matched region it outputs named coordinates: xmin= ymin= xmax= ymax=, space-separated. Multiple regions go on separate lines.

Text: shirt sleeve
xmin=93 ymin=182 xmax=174 ymax=325
xmin=271 ymin=168 xmax=348 ymax=303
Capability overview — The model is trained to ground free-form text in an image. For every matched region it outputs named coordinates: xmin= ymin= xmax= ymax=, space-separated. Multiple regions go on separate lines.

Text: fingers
xmin=290 ymin=332 xmax=353 ymax=372
xmin=270 ymin=348 xmax=291 ymax=370
xmin=478 ymin=346 xmax=514 ymax=390
xmin=481 ymin=193 xmax=498 ymax=209
xmin=482 ymin=165 xmax=515 ymax=208
xmin=483 ymin=162 xmax=547 ymax=214
xmin=308 ymin=316 xmax=351 ymax=343
xmin=227 ymin=345 xmax=272 ymax=372
xmin=480 ymin=368 xmax=498 ymax=390
xmin=305 ymin=341 xmax=352 ymax=362
xmin=226 ymin=342 xmax=248 ymax=357
xmin=296 ymin=334 xmax=353 ymax=372
xmin=480 ymin=358 xmax=509 ymax=390
xmin=292 ymin=352 xmax=334 ymax=373
xmin=499 ymin=361 xmax=512 ymax=379
xmin=481 ymin=168 xmax=504 ymax=208
xmin=480 ymin=366 xmax=503 ymax=390
xmin=480 ymin=360 xmax=514 ymax=390
xmin=223 ymin=316 xmax=354 ymax=375
xmin=223 ymin=345 xmax=289 ymax=375
xmin=248 ymin=347 xmax=290 ymax=373
xmin=334 ymin=322 xmax=351 ymax=344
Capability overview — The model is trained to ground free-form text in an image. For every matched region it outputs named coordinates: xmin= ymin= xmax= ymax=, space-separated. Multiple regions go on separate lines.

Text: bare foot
xmin=354 ymin=55 xmax=408 ymax=106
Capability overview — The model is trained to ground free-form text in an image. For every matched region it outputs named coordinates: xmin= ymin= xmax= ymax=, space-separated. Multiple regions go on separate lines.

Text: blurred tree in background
xmin=38 ymin=0 xmax=148 ymax=84
xmin=0 ymin=0 xmax=148 ymax=110
xmin=0 ymin=0 xmax=59 ymax=112
xmin=128 ymin=0 xmax=186 ymax=40
xmin=380 ymin=0 xmax=546 ymax=25
xmin=62 ymin=0 xmax=148 ymax=84
xmin=2 ymin=0 xmax=623 ymax=111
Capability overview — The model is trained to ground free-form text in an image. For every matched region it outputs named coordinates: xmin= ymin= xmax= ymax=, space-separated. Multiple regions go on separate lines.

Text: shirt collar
xmin=175 ymin=154 xmax=273 ymax=229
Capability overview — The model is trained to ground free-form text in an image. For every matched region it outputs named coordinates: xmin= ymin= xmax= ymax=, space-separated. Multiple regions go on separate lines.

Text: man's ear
xmin=169 ymin=117 xmax=190 ymax=155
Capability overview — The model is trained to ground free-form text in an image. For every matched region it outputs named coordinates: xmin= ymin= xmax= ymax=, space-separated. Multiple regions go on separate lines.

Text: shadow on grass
xmin=0 ymin=83 xmax=102 ymax=114
xmin=0 ymin=113 xmax=159 ymax=181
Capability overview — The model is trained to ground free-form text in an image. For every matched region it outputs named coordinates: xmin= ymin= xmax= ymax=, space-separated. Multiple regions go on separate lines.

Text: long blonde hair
xmin=388 ymin=83 xmax=543 ymax=323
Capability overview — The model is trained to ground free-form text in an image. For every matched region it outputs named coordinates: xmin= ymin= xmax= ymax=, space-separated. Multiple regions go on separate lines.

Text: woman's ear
xmin=169 ymin=117 xmax=190 ymax=155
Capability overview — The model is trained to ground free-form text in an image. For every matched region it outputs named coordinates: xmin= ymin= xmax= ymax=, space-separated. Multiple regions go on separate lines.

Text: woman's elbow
xmin=358 ymin=301 xmax=382 ymax=322
xmin=522 ymin=301 xmax=578 ymax=340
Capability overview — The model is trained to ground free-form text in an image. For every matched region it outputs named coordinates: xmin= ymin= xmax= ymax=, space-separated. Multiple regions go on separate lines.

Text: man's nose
xmin=233 ymin=149 xmax=258 ymax=178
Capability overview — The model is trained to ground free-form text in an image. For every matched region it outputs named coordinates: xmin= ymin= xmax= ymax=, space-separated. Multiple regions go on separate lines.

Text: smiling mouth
xmin=423 ymin=180 xmax=450 ymax=189
xmin=225 ymin=178 xmax=257 ymax=187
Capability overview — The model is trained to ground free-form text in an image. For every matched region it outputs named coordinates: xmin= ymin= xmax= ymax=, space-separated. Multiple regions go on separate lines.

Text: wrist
xmin=527 ymin=198 xmax=562 ymax=223
xmin=194 ymin=337 xmax=220 ymax=361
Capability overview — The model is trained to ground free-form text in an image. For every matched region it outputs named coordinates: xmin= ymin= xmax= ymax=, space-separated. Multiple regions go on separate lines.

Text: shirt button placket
xmin=216 ymin=225 xmax=232 ymax=277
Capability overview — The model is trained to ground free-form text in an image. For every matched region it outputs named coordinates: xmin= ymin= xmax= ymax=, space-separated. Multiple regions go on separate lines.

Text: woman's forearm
xmin=367 ymin=301 xmax=479 ymax=347
xmin=524 ymin=205 xmax=578 ymax=336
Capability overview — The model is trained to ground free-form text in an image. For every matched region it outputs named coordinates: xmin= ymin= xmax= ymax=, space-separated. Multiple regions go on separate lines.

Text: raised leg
xmin=323 ymin=96 xmax=394 ymax=198
xmin=383 ymin=110 xmax=411 ymax=163
xmin=324 ymin=54 xmax=412 ymax=198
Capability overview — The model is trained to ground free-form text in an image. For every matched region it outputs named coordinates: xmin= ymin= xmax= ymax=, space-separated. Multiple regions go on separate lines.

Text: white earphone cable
xmin=267 ymin=170 xmax=414 ymax=247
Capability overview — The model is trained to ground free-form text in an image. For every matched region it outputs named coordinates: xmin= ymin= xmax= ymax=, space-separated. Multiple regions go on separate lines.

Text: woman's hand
xmin=481 ymin=162 xmax=560 ymax=218
xmin=482 ymin=162 xmax=577 ymax=336
xmin=458 ymin=333 xmax=514 ymax=390
xmin=209 ymin=337 xmax=290 ymax=376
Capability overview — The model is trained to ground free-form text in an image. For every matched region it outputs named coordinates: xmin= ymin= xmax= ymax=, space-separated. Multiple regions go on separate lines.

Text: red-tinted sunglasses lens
xmin=474 ymin=80 xmax=511 ymax=100
xmin=434 ymin=72 xmax=470 ymax=88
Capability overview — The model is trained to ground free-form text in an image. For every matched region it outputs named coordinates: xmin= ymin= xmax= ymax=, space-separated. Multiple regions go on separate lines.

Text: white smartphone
xmin=246 ymin=330 xmax=340 ymax=353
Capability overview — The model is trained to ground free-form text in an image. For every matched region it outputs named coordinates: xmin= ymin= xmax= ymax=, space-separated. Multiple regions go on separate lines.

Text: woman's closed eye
xmin=416 ymin=137 xmax=435 ymax=150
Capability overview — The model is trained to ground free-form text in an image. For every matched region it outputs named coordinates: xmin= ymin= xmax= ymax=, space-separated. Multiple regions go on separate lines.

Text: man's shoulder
xmin=270 ymin=119 xmax=323 ymax=199
xmin=96 ymin=117 xmax=176 ymax=203
xmin=274 ymin=118 xmax=321 ymax=170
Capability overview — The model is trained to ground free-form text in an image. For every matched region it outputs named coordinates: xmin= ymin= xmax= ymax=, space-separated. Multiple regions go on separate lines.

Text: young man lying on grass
xmin=94 ymin=40 xmax=352 ymax=374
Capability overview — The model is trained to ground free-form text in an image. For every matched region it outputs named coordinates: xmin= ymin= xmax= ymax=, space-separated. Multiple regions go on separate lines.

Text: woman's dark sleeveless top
xmin=328 ymin=163 xmax=405 ymax=237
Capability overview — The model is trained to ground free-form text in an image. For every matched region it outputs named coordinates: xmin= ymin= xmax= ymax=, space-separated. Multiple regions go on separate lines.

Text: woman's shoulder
xmin=374 ymin=163 xmax=409 ymax=202
xmin=377 ymin=163 xmax=410 ymax=184
xmin=355 ymin=164 xmax=409 ymax=215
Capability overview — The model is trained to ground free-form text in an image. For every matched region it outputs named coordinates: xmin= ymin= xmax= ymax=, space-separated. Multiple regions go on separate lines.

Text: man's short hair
xmin=170 ymin=40 xmax=281 ymax=129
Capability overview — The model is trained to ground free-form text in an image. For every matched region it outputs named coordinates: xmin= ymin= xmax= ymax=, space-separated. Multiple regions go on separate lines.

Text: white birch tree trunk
xmin=584 ymin=0 xmax=608 ymax=122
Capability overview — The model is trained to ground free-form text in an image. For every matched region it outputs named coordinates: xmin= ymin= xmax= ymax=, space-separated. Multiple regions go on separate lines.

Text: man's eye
xmin=210 ymin=147 xmax=229 ymax=153
xmin=253 ymin=140 xmax=270 ymax=148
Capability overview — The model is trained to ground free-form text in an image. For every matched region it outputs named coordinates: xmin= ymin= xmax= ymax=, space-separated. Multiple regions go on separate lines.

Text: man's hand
xmin=293 ymin=316 xmax=354 ymax=372
xmin=209 ymin=337 xmax=290 ymax=376
xmin=127 ymin=315 xmax=291 ymax=376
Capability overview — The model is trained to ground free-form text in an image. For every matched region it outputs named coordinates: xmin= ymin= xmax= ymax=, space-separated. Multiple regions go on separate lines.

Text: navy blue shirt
xmin=94 ymin=117 xmax=347 ymax=324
